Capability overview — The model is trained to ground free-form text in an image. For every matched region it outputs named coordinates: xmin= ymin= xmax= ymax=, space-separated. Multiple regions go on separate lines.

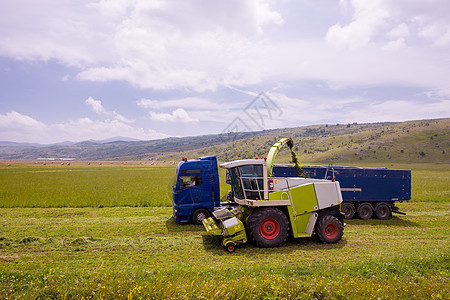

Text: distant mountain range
xmin=1 ymin=118 xmax=449 ymax=163
xmin=0 ymin=136 xmax=141 ymax=147
xmin=0 ymin=131 xmax=266 ymax=161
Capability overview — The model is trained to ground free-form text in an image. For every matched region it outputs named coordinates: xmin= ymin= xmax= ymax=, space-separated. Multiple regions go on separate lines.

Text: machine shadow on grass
xmin=164 ymin=216 xmax=205 ymax=233
xmin=347 ymin=216 xmax=420 ymax=227
xmin=201 ymin=234 xmax=347 ymax=255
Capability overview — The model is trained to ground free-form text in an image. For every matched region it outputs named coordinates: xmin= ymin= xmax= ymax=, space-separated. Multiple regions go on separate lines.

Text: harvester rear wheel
xmin=315 ymin=215 xmax=343 ymax=244
xmin=192 ymin=208 xmax=210 ymax=225
xmin=341 ymin=203 xmax=356 ymax=219
xmin=247 ymin=208 xmax=289 ymax=248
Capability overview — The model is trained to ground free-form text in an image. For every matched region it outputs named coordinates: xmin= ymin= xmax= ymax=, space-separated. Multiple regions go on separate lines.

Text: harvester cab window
xmin=230 ymin=164 xmax=264 ymax=200
xmin=229 ymin=168 xmax=244 ymax=199
xmin=180 ymin=175 xmax=202 ymax=189
xmin=240 ymin=165 xmax=263 ymax=178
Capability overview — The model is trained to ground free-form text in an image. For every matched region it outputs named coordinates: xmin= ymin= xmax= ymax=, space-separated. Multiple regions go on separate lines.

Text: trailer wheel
xmin=315 ymin=215 xmax=343 ymax=243
xmin=191 ymin=208 xmax=210 ymax=225
xmin=341 ymin=203 xmax=356 ymax=219
xmin=357 ymin=203 xmax=373 ymax=219
xmin=247 ymin=208 xmax=289 ymax=248
xmin=375 ymin=203 xmax=391 ymax=220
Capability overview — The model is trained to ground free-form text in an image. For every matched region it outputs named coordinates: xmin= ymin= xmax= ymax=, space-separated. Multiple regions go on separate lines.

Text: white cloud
xmin=248 ymin=91 xmax=450 ymax=128
xmin=326 ymin=1 xmax=389 ymax=49
xmin=137 ymin=97 xmax=243 ymax=111
xmin=1 ymin=0 xmax=450 ymax=143
xmin=1 ymin=0 xmax=283 ymax=91
xmin=346 ymin=99 xmax=450 ymax=124
xmin=85 ymin=96 xmax=107 ymax=114
xmin=85 ymin=96 xmax=134 ymax=123
xmin=0 ymin=111 xmax=167 ymax=144
xmin=383 ymin=38 xmax=406 ymax=51
xmin=387 ymin=23 xmax=410 ymax=39
xmin=138 ymin=98 xmax=212 ymax=110
xmin=54 ymin=117 xmax=167 ymax=142
xmin=149 ymin=108 xmax=198 ymax=123
xmin=1 ymin=0 xmax=449 ymax=93
xmin=0 ymin=111 xmax=47 ymax=142
xmin=418 ymin=21 xmax=450 ymax=46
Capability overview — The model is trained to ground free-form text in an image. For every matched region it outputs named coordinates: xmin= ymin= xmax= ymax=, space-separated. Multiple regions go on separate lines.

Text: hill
xmin=0 ymin=118 xmax=448 ymax=164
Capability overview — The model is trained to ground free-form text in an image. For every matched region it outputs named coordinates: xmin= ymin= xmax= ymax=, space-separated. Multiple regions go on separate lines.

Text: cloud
xmin=346 ymin=99 xmax=450 ymax=124
xmin=1 ymin=0 xmax=283 ymax=91
xmin=1 ymin=0 xmax=449 ymax=93
xmin=418 ymin=20 xmax=450 ymax=46
xmin=137 ymin=97 xmax=243 ymax=111
xmin=247 ymin=91 xmax=450 ymax=128
xmin=1 ymin=0 xmax=450 ymax=144
xmin=149 ymin=108 xmax=198 ymax=123
xmin=0 ymin=111 xmax=47 ymax=141
xmin=54 ymin=117 xmax=168 ymax=141
xmin=85 ymin=96 xmax=107 ymax=114
xmin=0 ymin=111 xmax=167 ymax=144
xmin=85 ymin=96 xmax=134 ymax=123
xmin=326 ymin=1 xmax=389 ymax=49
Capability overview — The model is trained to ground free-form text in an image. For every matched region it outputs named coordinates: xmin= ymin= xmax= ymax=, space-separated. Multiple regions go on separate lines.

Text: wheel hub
xmin=260 ymin=218 xmax=280 ymax=239
xmin=324 ymin=223 xmax=338 ymax=239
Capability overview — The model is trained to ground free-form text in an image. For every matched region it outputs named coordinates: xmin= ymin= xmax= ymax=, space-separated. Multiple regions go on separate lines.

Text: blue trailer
xmin=273 ymin=165 xmax=411 ymax=219
xmin=172 ymin=141 xmax=411 ymax=224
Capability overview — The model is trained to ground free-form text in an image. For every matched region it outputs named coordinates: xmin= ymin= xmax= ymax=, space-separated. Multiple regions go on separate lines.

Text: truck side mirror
xmin=226 ymin=171 xmax=231 ymax=184
xmin=179 ymin=178 xmax=185 ymax=189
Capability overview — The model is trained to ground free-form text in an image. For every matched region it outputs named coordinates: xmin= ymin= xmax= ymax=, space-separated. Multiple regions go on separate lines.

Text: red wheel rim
xmin=260 ymin=218 xmax=280 ymax=239
xmin=227 ymin=244 xmax=235 ymax=252
xmin=324 ymin=223 xmax=338 ymax=239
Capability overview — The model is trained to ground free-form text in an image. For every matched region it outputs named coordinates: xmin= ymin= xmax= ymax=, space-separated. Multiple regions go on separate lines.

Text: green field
xmin=0 ymin=162 xmax=449 ymax=299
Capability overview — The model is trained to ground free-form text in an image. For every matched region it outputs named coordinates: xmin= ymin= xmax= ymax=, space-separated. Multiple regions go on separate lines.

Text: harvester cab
xmin=202 ymin=138 xmax=346 ymax=252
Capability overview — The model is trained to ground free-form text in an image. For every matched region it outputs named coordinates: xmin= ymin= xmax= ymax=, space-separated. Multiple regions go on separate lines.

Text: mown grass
xmin=0 ymin=162 xmax=448 ymax=299
xmin=0 ymin=202 xmax=448 ymax=299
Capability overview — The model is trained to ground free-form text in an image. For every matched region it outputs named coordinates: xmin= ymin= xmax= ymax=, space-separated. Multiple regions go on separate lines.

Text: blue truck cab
xmin=172 ymin=156 xmax=221 ymax=224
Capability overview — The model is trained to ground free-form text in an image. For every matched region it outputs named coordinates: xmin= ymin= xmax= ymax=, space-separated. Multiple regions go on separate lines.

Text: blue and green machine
xmin=173 ymin=138 xmax=410 ymax=252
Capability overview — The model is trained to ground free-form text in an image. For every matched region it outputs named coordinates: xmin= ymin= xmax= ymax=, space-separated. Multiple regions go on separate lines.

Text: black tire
xmin=341 ymin=203 xmax=356 ymax=219
xmin=191 ymin=208 xmax=210 ymax=225
xmin=246 ymin=208 xmax=289 ymax=248
xmin=315 ymin=215 xmax=344 ymax=243
xmin=375 ymin=203 xmax=391 ymax=220
xmin=357 ymin=203 xmax=373 ymax=220
xmin=225 ymin=242 xmax=236 ymax=253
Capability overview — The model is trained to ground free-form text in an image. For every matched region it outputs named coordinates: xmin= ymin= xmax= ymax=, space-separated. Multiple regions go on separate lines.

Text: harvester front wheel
xmin=247 ymin=208 xmax=289 ymax=248
xmin=225 ymin=242 xmax=236 ymax=253
xmin=315 ymin=215 xmax=343 ymax=244
xmin=192 ymin=208 xmax=210 ymax=225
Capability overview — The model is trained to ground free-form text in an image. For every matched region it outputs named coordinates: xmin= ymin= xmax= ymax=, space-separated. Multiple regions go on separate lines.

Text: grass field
xmin=0 ymin=162 xmax=449 ymax=299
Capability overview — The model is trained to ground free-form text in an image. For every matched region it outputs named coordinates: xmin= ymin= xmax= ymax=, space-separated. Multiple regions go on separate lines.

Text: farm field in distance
xmin=0 ymin=161 xmax=449 ymax=299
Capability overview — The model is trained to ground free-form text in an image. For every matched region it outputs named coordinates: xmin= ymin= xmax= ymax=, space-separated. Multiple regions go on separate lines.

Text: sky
xmin=0 ymin=0 xmax=449 ymax=144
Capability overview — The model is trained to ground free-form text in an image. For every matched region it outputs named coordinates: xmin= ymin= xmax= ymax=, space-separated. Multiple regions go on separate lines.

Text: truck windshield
xmin=229 ymin=164 xmax=263 ymax=200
